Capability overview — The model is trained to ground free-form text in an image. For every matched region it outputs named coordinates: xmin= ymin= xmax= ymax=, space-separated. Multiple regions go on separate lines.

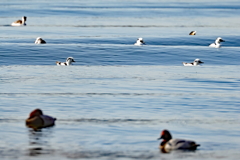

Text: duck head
xmin=157 ymin=130 xmax=172 ymax=152
xmin=158 ymin=130 xmax=172 ymax=141
xmin=138 ymin=37 xmax=145 ymax=44
xmin=23 ymin=16 xmax=27 ymax=21
xmin=29 ymin=109 xmax=43 ymax=118
xmin=194 ymin=59 xmax=204 ymax=65
xmin=66 ymin=57 xmax=75 ymax=64
xmin=216 ymin=37 xmax=225 ymax=43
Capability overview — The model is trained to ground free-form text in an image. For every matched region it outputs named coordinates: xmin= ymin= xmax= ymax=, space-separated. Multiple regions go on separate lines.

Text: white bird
xmin=56 ymin=57 xmax=75 ymax=66
xmin=182 ymin=59 xmax=204 ymax=66
xmin=11 ymin=16 xmax=27 ymax=26
xmin=134 ymin=38 xmax=146 ymax=46
xmin=209 ymin=37 xmax=225 ymax=48
xmin=189 ymin=31 xmax=196 ymax=35
xmin=35 ymin=37 xmax=46 ymax=44
xmin=158 ymin=130 xmax=200 ymax=153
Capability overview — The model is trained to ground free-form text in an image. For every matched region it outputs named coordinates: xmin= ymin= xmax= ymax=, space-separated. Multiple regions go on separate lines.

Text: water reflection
xmin=27 ymin=127 xmax=55 ymax=157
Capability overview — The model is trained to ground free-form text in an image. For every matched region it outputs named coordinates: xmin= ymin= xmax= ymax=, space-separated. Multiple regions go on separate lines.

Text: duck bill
xmin=140 ymin=40 xmax=146 ymax=44
xmin=157 ymin=136 xmax=163 ymax=140
xmin=199 ymin=61 xmax=204 ymax=63
xmin=220 ymin=39 xmax=225 ymax=42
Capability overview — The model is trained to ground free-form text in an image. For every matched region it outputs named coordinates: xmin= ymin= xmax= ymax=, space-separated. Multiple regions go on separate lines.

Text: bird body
xmin=134 ymin=38 xmax=146 ymax=46
xmin=11 ymin=16 xmax=27 ymax=26
xmin=189 ymin=31 xmax=196 ymax=35
xmin=26 ymin=109 xmax=56 ymax=129
xmin=56 ymin=57 xmax=75 ymax=66
xmin=183 ymin=59 xmax=204 ymax=66
xmin=35 ymin=37 xmax=46 ymax=44
xmin=209 ymin=37 xmax=225 ymax=48
xmin=158 ymin=130 xmax=200 ymax=152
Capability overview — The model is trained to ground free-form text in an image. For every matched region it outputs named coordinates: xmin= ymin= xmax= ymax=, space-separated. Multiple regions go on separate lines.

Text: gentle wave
xmin=63 ymin=150 xmax=156 ymax=159
xmin=1 ymin=146 xmax=240 ymax=160
xmin=1 ymin=118 xmax=239 ymax=125
xmin=0 ymin=148 xmax=157 ymax=160
xmin=0 ymin=93 xmax=239 ymax=97
xmin=1 ymin=148 xmax=240 ymax=160
xmin=1 ymin=24 xmax=239 ymax=28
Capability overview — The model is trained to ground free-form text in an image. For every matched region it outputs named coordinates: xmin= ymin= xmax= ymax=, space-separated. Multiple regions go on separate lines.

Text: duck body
xmin=209 ymin=37 xmax=225 ymax=48
xmin=26 ymin=109 xmax=56 ymax=129
xmin=134 ymin=37 xmax=146 ymax=46
xmin=56 ymin=57 xmax=75 ymax=66
xmin=189 ymin=31 xmax=196 ymax=35
xmin=182 ymin=59 xmax=204 ymax=66
xmin=158 ymin=130 xmax=200 ymax=152
xmin=162 ymin=138 xmax=199 ymax=150
xmin=11 ymin=16 xmax=27 ymax=26
xmin=35 ymin=37 xmax=46 ymax=44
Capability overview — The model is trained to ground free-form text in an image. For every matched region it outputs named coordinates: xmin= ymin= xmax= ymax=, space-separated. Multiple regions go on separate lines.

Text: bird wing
xmin=14 ymin=20 xmax=22 ymax=24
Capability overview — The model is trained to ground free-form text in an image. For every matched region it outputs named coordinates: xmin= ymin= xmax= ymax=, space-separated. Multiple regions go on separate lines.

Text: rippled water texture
xmin=0 ymin=0 xmax=240 ymax=160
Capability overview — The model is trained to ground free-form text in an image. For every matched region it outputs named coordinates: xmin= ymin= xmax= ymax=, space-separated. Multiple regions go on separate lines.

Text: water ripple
xmin=1 ymin=118 xmax=239 ymax=125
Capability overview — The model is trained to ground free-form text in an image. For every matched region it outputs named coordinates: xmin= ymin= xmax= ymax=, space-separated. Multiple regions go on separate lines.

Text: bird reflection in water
xmin=27 ymin=127 xmax=55 ymax=157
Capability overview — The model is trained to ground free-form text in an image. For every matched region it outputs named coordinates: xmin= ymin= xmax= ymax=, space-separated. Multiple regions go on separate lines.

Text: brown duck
xmin=26 ymin=109 xmax=56 ymax=129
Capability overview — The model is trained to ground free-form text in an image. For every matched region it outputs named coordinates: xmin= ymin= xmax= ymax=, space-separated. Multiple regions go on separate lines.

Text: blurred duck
xmin=134 ymin=37 xmax=146 ymax=46
xmin=158 ymin=130 xmax=200 ymax=153
xmin=56 ymin=57 xmax=75 ymax=66
xmin=35 ymin=37 xmax=46 ymax=44
xmin=182 ymin=59 xmax=204 ymax=66
xmin=189 ymin=31 xmax=196 ymax=35
xmin=26 ymin=109 xmax=56 ymax=129
xmin=209 ymin=37 xmax=225 ymax=48
xmin=11 ymin=16 xmax=27 ymax=26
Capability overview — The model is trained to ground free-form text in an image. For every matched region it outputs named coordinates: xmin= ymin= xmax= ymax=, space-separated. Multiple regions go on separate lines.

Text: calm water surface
xmin=0 ymin=0 xmax=240 ymax=160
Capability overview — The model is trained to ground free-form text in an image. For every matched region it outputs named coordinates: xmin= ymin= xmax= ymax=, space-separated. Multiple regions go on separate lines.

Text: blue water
xmin=1 ymin=1 xmax=240 ymax=160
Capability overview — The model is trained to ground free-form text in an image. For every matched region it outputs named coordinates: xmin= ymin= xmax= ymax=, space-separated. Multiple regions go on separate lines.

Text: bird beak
xmin=72 ymin=60 xmax=76 ymax=62
xmin=157 ymin=136 xmax=162 ymax=140
xmin=220 ymin=39 xmax=225 ymax=42
xmin=199 ymin=61 xmax=204 ymax=63
xmin=140 ymin=40 xmax=146 ymax=44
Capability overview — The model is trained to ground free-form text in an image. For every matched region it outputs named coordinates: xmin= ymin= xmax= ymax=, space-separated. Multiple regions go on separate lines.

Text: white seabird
xmin=134 ymin=38 xmax=146 ymax=46
xmin=56 ymin=57 xmax=76 ymax=66
xmin=35 ymin=37 xmax=46 ymax=44
xmin=209 ymin=37 xmax=225 ymax=48
xmin=182 ymin=59 xmax=204 ymax=66
xmin=11 ymin=16 xmax=27 ymax=26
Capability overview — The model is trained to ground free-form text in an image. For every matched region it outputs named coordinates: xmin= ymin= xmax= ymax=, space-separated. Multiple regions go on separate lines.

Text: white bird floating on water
xmin=134 ymin=38 xmax=146 ymax=46
xmin=35 ymin=37 xmax=46 ymax=44
xmin=11 ymin=16 xmax=27 ymax=26
xmin=158 ymin=130 xmax=200 ymax=153
xmin=56 ymin=57 xmax=75 ymax=66
xmin=209 ymin=37 xmax=225 ymax=48
xmin=182 ymin=59 xmax=204 ymax=66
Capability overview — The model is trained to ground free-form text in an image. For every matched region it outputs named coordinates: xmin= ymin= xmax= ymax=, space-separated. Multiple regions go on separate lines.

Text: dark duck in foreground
xmin=26 ymin=109 xmax=56 ymax=129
